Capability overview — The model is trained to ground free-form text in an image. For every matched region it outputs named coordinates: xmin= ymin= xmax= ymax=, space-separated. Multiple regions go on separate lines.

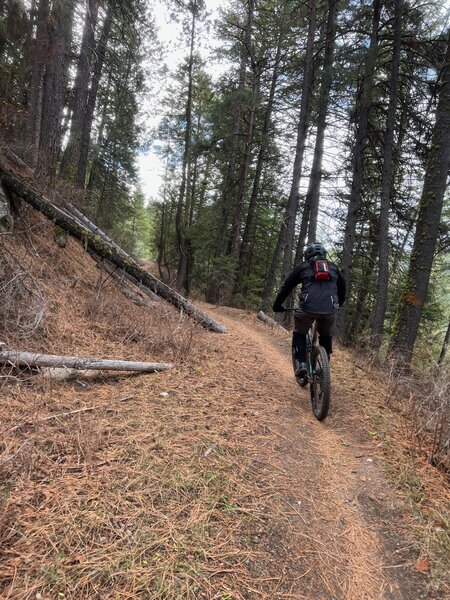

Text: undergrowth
xmin=361 ymin=353 xmax=450 ymax=595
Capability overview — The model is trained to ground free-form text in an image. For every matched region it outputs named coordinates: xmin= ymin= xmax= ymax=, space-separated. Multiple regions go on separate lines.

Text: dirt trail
xmin=1 ymin=300 xmax=434 ymax=599
xmin=206 ymin=305 xmax=428 ymax=599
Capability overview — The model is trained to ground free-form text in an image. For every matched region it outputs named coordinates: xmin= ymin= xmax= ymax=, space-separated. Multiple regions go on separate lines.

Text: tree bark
xmin=77 ymin=0 xmax=114 ymax=187
xmin=60 ymin=0 xmax=100 ymax=179
xmin=438 ymin=317 xmax=450 ymax=365
xmin=391 ymin=30 xmax=450 ymax=362
xmin=371 ymin=0 xmax=402 ymax=348
xmin=305 ymin=0 xmax=338 ymax=244
xmin=281 ymin=0 xmax=316 ymax=283
xmin=0 ymin=165 xmax=228 ymax=333
xmin=338 ymin=0 xmax=381 ymax=341
xmin=37 ymin=0 xmax=76 ymax=179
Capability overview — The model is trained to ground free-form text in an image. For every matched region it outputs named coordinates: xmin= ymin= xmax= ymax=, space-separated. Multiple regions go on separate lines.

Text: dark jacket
xmin=273 ymin=260 xmax=346 ymax=315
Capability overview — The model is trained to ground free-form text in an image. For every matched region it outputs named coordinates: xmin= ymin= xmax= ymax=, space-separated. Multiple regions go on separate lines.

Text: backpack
xmin=314 ymin=259 xmax=330 ymax=281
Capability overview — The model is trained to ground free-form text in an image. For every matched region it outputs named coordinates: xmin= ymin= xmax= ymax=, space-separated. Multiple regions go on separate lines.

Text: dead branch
xmin=0 ymin=439 xmax=33 ymax=468
xmin=91 ymin=252 xmax=158 ymax=305
xmin=0 ymin=348 xmax=173 ymax=372
xmin=8 ymin=396 xmax=135 ymax=433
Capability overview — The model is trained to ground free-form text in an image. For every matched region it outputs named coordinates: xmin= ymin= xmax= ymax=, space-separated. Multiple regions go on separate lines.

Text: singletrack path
xmin=201 ymin=305 xmax=428 ymax=599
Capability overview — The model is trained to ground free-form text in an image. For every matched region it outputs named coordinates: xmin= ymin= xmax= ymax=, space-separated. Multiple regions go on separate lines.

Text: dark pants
xmin=292 ymin=310 xmax=335 ymax=362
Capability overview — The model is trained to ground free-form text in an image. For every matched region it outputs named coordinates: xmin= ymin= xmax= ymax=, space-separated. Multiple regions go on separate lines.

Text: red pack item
xmin=314 ymin=259 xmax=330 ymax=281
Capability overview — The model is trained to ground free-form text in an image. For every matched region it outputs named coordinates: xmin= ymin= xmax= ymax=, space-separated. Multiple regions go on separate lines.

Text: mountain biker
xmin=272 ymin=242 xmax=346 ymax=380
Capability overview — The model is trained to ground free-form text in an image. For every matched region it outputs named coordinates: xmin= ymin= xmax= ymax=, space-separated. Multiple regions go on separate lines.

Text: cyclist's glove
xmin=272 ymin=302 xmax=284 ymax=313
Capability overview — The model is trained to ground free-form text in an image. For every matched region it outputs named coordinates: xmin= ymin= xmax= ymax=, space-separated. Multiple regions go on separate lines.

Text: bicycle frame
xmin=287 ymin=311 xmax=331 ymax=421
xmin=306 ymin=321 xmax=318 ymax=357
xmin=286 ymin=310 xmax=318 ymax=375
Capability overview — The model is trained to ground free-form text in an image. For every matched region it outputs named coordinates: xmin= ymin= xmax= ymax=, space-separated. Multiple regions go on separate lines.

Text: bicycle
xmin=288 ymin=314 xmax=331 ymax=421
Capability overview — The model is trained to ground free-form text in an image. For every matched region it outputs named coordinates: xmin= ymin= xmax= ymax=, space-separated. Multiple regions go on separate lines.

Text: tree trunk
xmin=77 ymin=0 xmax=114 ymax=187
xmin=234 ymin=40 xmax=282 ymax=297
xmin=438 ymin=317 xmax=450 ymax=364
xmin=270 ymin=0 xmax=316 ymax=324
xmin=205 ymin=0 xmax=254 ymax=303
xmin=229 ymin=69 xmax=258 ymax=262
xmin=281 ymin=0 xmax=316 ymax=283
xmin=305 ymin=0 xmax=338 ymax=244
xmin=257 ymin=310 xmax=287 ymax=332
xmin=349 ymin=232 xmax=378 ymax=339
xmin=294 ymin=199 xmax=310 ymax=265
xmin=60 ymin=0 xmax=100 ymax=179
xmin=25 ymin=0 xmax=49 ymax=168
xmin=0 ymin=349 xmax=173 ymax=372
xmin=338 ymin=0 xmax=381 ymax=341
xmin=176 ymin=4 xmax=197 ymax=294
xmin=390 ymin=30 xmax=450 ymax=362
xmin=0 ymin=165 xmax=228 ymax=334
xmin=371 ymin=0 xmax=402 ymax=349
xmin=37 ymin=0 xmax=76 ymax=179
xmin=157 ymin=202 xmax=168 ymax=279
xmin=260 ymin=218 xmax=284 ymax=312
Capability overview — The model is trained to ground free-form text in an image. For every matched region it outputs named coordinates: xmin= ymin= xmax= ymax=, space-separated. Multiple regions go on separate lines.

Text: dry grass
xmin=341 ymin=345 xmax=450 ymax=595
xmin=0 ymin=339 xmax=315 ymax=599
xmin=0 ymin=378 xmax=262 ymax=598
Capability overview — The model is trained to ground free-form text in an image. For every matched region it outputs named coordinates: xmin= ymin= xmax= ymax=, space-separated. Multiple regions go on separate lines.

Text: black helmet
xmin=304 ymin=242 xmax=326 ymax=261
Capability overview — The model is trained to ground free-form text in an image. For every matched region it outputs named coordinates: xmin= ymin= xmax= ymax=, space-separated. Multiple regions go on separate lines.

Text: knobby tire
xmin=310 ymin=346 xmax=330 ymax=421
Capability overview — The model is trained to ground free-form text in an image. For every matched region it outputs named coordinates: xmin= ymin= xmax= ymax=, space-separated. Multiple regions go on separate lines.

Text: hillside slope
xmin=1 ymin=208 xmax=449 ymax=599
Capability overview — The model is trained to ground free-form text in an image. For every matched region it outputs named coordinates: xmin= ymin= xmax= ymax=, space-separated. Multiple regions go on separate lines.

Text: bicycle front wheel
xmin=310 ymin=346 xmax=330 ymax=421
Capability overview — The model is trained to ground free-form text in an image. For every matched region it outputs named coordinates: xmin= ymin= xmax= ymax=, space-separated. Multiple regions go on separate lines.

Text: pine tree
xmin=391 ymin=30 xmax=450 ymax=363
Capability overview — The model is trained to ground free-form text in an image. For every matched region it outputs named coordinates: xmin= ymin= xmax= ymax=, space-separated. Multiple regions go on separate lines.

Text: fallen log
xmin=0 ymin=349 xmax=173 ymax=372
xmin=120 ymin=270 xmax=159 ymax=301
xmin=93 ymin=257 xmax=157 ymax=308
xmin=4 ymin=149 xmax=35 ymax=177
xmin=0 ymin=166 xmax=228 ymax=333
xmin=66 ymin=203 xmax=127 ymax=256
xmin=90 ymin=251 xmax=159 ymax=302
xmin=257 ymin=310 xmax=287 ymax=331
xmin=69 ymin=207 xmax=161 ymax=303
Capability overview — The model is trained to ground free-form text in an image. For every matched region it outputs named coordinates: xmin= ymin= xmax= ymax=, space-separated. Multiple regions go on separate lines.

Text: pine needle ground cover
xmin=0 ymin=210 xmax=449 ymax=599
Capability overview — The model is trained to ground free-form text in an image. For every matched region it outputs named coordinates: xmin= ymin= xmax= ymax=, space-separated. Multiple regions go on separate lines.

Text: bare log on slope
xmin=66 ymin=203 xmax=126 ymax=256
xmin=0 ymin=349 xmax=173 ymax=372
xmin=119 ymin=270 xmax=159 ymax=301
xmin=58 ymin=211 xmax=158 ymax=304
xmin=67 ymin=204 xmax=160 ymax=301
xmin=88 ymin=251 xmax=159 ymax=301
xmin=257 ymin=311 xmax=287 ymax=332
xmin=94 ymin=258 xmax=157 ymax=308
xmin=0 ymin=166 xmax=228 ymax=333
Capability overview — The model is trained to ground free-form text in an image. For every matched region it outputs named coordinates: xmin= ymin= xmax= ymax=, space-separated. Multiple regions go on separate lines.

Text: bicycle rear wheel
xmin=309 ymin=346 xmax=330 ymax=421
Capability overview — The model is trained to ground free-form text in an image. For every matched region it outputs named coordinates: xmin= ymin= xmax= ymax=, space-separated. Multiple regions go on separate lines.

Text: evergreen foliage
xmin=0 ymin=0 xmax=449 ymax=364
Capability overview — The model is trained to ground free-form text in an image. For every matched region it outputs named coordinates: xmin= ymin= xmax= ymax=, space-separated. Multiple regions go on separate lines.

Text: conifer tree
xmin=391 ymin=29 xmax=450 ymax=363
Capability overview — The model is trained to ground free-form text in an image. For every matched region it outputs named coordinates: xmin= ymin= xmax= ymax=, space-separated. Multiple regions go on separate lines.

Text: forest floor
xmin=1 ymin=213 xmax=449 ymax=599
